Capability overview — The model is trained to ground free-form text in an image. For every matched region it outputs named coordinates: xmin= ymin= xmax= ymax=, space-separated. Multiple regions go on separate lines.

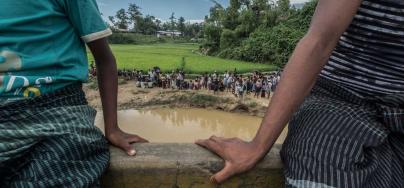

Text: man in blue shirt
xmin=0 ymin=0 xmax=148 ymax=187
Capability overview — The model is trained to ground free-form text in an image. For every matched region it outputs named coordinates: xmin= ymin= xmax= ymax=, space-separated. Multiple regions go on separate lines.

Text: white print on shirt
xmin=0 ymin=50 xmax=53 ymax=97
xmin=6 ymin=76 xmax=29 ymax=92
xmin=4 ymin=75 xmax=53 ymax=93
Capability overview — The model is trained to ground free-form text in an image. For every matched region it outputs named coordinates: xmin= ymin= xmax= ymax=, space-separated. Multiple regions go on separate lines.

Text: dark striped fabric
xmin=0 ymin=84 xmax=109 ymax=188
xmin=320 ymin=0 xmax=404 ymax=97
xmin=281 ymin=78 xmax=404 ymax=188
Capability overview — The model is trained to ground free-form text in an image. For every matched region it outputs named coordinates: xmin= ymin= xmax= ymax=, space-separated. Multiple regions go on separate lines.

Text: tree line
xmin=108 ymin=3 xmax=203 ymax=38
xmin=201 ymin=0 xmax=318 ymax=67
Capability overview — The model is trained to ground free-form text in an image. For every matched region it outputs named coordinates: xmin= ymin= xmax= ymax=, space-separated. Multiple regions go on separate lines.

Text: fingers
xmin=195 ymin=139 xmax=210 ymax=148
xmin=211 ymin=162 xmax=237 ymax=184
xmin=120 ymin=142 xmax=137 ymax=156
xmin=209 ymin=135 xmax=225 ymax=142
xmin=195 ymin=138 xmax=224 ymax=157
xmin=123 ymin=135 xmax=148 ymax=156
xmin=137 ymin=136 xmax=149 ymax=143
xmin=127 ymin=134 xmax=149 ymax=143
xmin=209 ymin=136 xmax=240 ymax=143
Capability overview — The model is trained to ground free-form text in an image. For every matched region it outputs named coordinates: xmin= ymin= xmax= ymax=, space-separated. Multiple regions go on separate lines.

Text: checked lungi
xmin=0 ymin=84 xmax=109 ymax=187
xmin=281 ymin=78 xmax=404 ymax=188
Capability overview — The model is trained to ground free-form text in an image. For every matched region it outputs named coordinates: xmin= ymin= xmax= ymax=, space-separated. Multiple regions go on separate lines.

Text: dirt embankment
xmin=83 ymin=81 xmax=270 ymax=117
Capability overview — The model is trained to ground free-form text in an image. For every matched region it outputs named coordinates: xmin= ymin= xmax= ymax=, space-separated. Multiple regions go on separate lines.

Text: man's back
xmin=0 ymin=0 xmax=111 ymax=101
xmin=320 ymin=0 xmax=404 ymax=97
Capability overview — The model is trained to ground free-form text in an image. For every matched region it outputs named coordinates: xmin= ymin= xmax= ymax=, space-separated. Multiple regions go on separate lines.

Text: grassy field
xmin=88 ymin=43 xmax=277 ymax=74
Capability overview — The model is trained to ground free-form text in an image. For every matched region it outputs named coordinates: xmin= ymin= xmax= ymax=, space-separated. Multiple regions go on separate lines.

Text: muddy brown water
xmin=96 ymin=108 xmax=287 ymax=144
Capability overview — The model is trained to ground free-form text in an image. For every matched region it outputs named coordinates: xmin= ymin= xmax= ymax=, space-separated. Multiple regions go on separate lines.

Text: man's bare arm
xmin=87 ymin=38 xmax=148 ymax=156
xmin=196 ymin=0 xmax=363 ymax=183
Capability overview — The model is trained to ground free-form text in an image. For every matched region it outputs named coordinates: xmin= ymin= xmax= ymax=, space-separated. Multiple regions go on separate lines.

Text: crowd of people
xmin=90 ymin=63 xmax=281 ymax=99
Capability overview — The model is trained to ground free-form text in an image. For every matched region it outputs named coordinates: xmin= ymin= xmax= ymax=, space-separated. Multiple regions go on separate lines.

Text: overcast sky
xmin=97 ymin=0 xmax=311 ymax=22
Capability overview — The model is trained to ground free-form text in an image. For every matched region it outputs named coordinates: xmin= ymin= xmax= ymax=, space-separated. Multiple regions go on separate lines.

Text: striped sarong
xmin=281 ymin=78 xmax=404 ymax=188
xmin=0 ymin=83 xmax=109 ymax=187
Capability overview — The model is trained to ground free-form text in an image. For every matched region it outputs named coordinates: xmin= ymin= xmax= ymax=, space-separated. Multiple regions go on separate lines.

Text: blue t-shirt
xmin=0 ymin=0 xmax=111 ymax=101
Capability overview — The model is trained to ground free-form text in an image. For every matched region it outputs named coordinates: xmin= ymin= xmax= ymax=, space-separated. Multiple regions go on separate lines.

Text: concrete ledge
xmin=102 ymin=143 xmax=284 ymax=188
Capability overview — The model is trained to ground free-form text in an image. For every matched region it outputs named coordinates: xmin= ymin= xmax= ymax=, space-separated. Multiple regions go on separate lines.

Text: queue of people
xmin=90 ymin=63 xmax=281 ymax=99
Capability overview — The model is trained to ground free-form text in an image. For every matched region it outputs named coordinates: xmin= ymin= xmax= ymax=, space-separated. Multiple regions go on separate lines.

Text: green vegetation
xmin=108 ymin=3 xmax=203 ymax=39
xmin=107 ymin=33 xmax=163 ymax=44
xmin=202 ymin=0 xmax=318 ymax=67
xmin=102 ymin=1 xmax=318 ymax=70
xmin=107 ymin=33 xmax=191 ymax=45
xmin=88 ymin=43 xmax=277 ymax=74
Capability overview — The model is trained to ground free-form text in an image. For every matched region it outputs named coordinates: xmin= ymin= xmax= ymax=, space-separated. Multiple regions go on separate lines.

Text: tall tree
xmin=201 ymin=0 xmax=317 ymax=65
xmin=278 ymin=0 xmax=290 ymax=12
xmin=161 ymin=22 xmax=170 ymax=31
xmin=177 ymin=17 xmax=186 ymax=35
xmin=209 ymin=0 xmax=223 ymax=8
xmin=128 ymin=3 xmax=143 ymax=32
xmin=184 ymin=23 xmax=203 ymax=37
xmin=138 ymin=15 xmax=158 ymax=35
xmin=155 ymin=19 xmax=162 ymax=31
xmin=222 ymin=0 xmax=241 ymax=30
xmin=115 ymin=8 xmax=129 ymax=30
xmin=108 ymin=16 xmax=116 ymax=30
xmin=206 ymin=3 xmax=224 ymax=26
xmin=169 ymin=12 xmax=177 ymax=31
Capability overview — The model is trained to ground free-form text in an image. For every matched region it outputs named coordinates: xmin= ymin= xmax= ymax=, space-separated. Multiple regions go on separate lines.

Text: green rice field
xmin=88 ymin=43 xmax=277 ymax=74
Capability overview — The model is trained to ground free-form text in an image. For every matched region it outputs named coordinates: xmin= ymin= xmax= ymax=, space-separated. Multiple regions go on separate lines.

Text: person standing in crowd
xmin=226 ymin=73 xmax=233 ymax=92
xmin=200 ymin=74 xmax=205 ymax=89
xmin=213 ymin=71 xmax=218 ymax=80
xmin=261 ymin=81 xmax=268 ymax=98
xmin=267 ymin=79 xmax=272 ymax=99
xmin=242 ymin=79 xmax=248 ymax=97
xmin=254 ymin=79 xmax=262 ymax=98
xmin=213 ymin=78 xmax=220 ymax=94
xmin=116 ymin=65 xmax=279 ymax=101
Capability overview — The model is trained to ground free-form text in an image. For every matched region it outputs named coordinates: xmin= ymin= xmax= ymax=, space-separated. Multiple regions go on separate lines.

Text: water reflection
xmin=96 ymin=108 xmax=287 ymax=143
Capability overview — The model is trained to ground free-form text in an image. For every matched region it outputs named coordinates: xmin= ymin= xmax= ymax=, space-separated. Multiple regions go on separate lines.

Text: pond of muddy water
xmin=96 ymin=108 xmax=287 ymax=144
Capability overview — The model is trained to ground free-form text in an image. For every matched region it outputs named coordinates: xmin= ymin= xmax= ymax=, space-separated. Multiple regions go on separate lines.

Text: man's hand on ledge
xmin=195 ymin=136 xmax=266 ymax=184
xmin=106 ymin=127 xmax=149 ymax=156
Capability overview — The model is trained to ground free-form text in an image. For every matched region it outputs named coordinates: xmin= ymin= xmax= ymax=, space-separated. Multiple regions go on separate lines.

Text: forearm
xmin=252 ymin=35 xmax=336 ymax=154
xmin=195 ymin=0 xmax=363 ymax=183
xmin=87 ymin=39 xmax=119 ymax=135
xmin=96 ymin=58 xmax=119 ymax=134
xmin=251 ymin=0 xmax=363 ymax=156
xmin=87 ymin=38 xmax=148 ymax=155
